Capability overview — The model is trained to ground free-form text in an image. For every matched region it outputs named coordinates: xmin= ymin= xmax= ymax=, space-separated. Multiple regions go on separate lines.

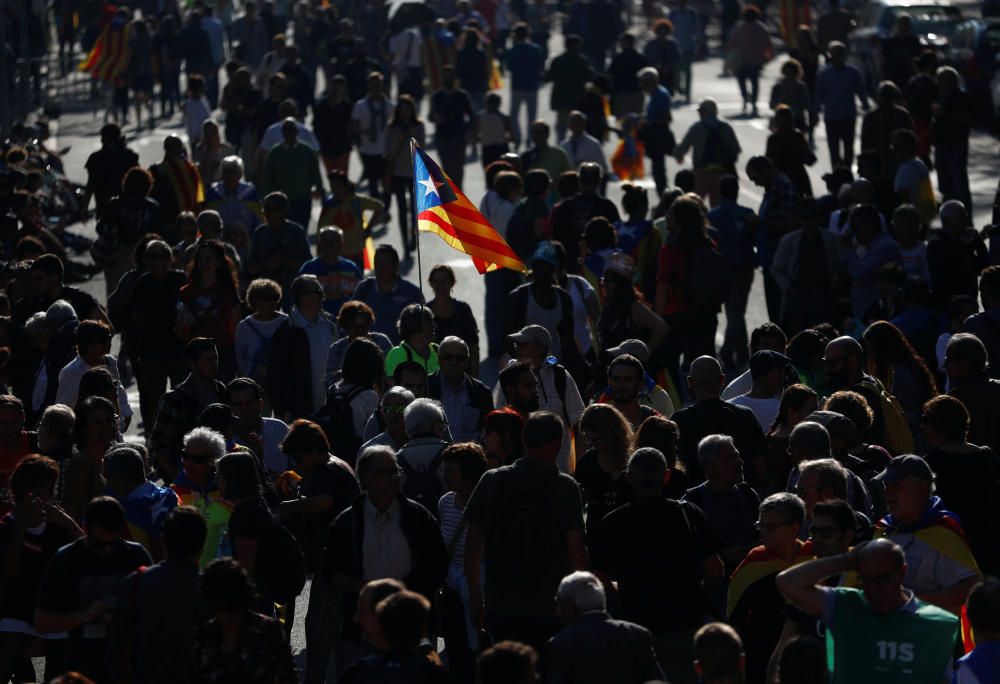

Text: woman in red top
xmin=178 ymin=240 xmax=241 ymax=380
xmin=655 ymin=195 xmax=720 ymax=392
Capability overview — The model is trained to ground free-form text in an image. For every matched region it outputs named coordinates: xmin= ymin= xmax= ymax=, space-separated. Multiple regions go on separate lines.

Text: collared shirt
xmin=559 ymin=133 xmax=608 ymax=172
xmin=441 ymin=380 xmax=478 ymax=442
xmin=362 ymin=497 xmax=412 ymax=582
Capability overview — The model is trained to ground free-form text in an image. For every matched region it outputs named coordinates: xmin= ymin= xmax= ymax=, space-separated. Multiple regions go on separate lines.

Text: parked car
xmin=849 ymin=0 xmax=964 ymax=93
xmin=945 ymin=18 xmax=1000 ymax=120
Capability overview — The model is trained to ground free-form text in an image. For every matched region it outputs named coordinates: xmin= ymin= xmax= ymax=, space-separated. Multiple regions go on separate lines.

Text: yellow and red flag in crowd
xmin=79 ymin=10 xmax=132 ymax=83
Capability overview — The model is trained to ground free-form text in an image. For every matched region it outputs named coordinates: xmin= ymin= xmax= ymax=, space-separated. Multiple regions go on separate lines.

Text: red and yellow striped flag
xmin=412 ymin=140 xmax=524 ymax=273
xmin=79 ymin=14 xmax=132 ymax=83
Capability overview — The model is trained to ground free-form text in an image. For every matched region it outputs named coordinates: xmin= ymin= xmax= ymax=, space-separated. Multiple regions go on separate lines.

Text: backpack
xmin=687 ymin=241 xmax=731 ymax=312
xmin=258 ymin=515 xmax=307 ymax=604
xmin=858 ymin=378 xmax=914 ymax=455
xmin=311 ymin=384 xmax=368 ymax=464
xmin=399 ymin=445 xmax=447 ymax=516
xmin=485 ymin=468 xmax=561 ymax=589
xmin=700 ymin=124 xmax=727 ymax=169
xmin=245 ymin=320 xmax=275 ymax=384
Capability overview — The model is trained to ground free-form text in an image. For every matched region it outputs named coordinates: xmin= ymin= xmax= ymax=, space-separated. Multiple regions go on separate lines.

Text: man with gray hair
xmin=684 ymin=434 xmax=760 ymax=573
xmin=673 ymin=98 xmax=741 ymax=207
xmin=790 ymin=419 xmax=875 ymax=519
xmin=171 ymin=427 xmax=230 ymax=568
xmin=359 ymin=386 xmax=416 ymax=454
xmin=592 ymin=447 xmax=724 ymax=682
xmin=546 ymin=570 xmax=665 ymax=684
xmin=31 ymin=300 xmax=80 ymax=418
xmin=38 ymin=404 xmax=75 ymax=461
xmin=397 ymin=398 xmax=450 ymax=514
xmin=947 ymin=332 xmax=1000 ymax=453
xmin=204 ymin=153 xmax=263 ymax=237
xmin=428 ymin=336 xmax=494 ymax=442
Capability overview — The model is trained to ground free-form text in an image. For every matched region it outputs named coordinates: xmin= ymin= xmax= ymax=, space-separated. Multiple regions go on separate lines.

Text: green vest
xmin=827 ymin=588 xmax=958 ymax=684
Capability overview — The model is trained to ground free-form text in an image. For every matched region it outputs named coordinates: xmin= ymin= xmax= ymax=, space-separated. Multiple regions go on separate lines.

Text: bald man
xmin=777 ymin=539 xmax=960 ymax=684
xmin=822 ymin=336 xmax=895 ymax=448
xmin=672 ymin=356 xmax=768 ymax=486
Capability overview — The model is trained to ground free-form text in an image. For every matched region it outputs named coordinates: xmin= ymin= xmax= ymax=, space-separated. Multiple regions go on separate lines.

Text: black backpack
xmin=486 ymin=469 xmax=561 ymax=589
xmin=312 ymin=384 xmax=367 ymax=465
xmin=700 ymin=123 xmax=728 ymax=169
xmin=687 ymin=241 xmax=731 ymax=312
xmin=258 ymin=514 xmax=307 ymax=605
xmin=399 ymin=445 xmax=446 ymax=517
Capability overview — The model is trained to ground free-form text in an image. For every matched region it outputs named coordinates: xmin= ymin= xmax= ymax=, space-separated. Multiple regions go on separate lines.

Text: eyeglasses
xmin=183 ymin=450 xmax=215 ymax=464
xmin=440 ymin=353 xmax=468 ymax=363
xmin=808 ymin=525 xmax=841 ymax=539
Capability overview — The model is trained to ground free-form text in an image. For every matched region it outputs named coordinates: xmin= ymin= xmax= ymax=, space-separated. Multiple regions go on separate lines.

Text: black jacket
xmin=427 ymin=372 xmax=495 ymax=433
xmin=322 ymin=494 xmax=448 ymax=638
xmin=545 ymin=611 xmax=664 ymax=684
xmin=267 ymin=314 xmax=336 ymax=420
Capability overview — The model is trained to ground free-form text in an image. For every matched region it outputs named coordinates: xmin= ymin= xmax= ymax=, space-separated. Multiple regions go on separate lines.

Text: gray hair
xmin=697 ymin=434 xmax=736 ymax=471
xmin=38 ymin=404 xmax=75 ymax=452
xmin=383 ymin=385 xmax=416 ymax=405
xmin=797 ymin=458 xmax=848 ymax=500
xmin=25 ymin=312 xmax=48 ymax=340
xmin=319 ymin=226 xmax=344 ymax=242
xmin=439 ymin=336 xmax=469 ymax=353
xmin=183 ymin=427 xmax=227 ymax=462
xmin=220 ymin=155 xmax=244 ymax=177
xmin=356 ymin=445 xmax=398 ymax=484
xmin=759 ymin=492 xmax=806 ymax=527
xmin=45 ymin=299 xmax=77 ymax=330
xmin=557 ymin=571 xmax=606 ymax=612
xmin=626 ymin=447 xmax=667 ymax=489
xmin=403 ymin=398 xmax=446 ymax=438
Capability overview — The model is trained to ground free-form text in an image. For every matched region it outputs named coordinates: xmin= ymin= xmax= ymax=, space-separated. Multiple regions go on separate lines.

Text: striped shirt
xmin=438 ymin=491 xmax=468 ymax=571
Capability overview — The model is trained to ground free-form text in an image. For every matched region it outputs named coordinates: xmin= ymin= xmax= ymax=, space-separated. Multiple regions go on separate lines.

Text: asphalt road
xmin=44 ymin=49 xmax=1000 ymax=677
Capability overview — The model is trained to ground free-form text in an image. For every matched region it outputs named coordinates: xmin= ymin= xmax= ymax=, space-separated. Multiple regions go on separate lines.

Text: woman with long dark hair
xmin=383 ymin=95 xmax=426 ymax=257
xmin=574 ymin=403 xmax=634 ymax=537
xmin=862 ymin=320 xmax=938 ymax=440
xmin=178 ymin=239 xmax=241 ymax=380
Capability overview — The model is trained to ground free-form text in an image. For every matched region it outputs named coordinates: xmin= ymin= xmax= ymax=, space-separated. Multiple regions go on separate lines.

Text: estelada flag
xmin=160 ymin=156 xmax=205 ymax=213
xmin=727 ymin=541 xmax=812 ymax=619
xmin=779 ymin=0 xmax=811 ymax=48
xmin=412 ymin=140 xmax=524 ymax=274
xmin=79 ymin=11 xmax=132 ymax=83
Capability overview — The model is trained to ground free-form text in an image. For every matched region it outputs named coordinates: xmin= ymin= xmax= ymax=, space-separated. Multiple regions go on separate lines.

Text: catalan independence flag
xmin=412 ymin=140 xmax=524 ymax=273
xmin=79 ymin=11 xmax=131 ymax=83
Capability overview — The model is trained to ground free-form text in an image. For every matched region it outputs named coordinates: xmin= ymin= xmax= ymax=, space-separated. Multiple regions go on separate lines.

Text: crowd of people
xmin=1 ymin=0 xmax=1000 ymax=681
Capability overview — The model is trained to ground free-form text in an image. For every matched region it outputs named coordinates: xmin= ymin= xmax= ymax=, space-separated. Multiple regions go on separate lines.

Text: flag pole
xmin=410 ymin=138 xmax=425 ymax=304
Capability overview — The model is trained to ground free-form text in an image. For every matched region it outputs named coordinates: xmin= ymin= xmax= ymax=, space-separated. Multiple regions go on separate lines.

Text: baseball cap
xmin=508 ymin=324 xmax=551 ymax=349
xmin=605 ymin=339 xmax=650 ymax=366
xmin=873 ymin=454 xmax=935 ymax=484
xmin=530 ymin=241 xmax=558 ymax=268
xmin=748 ymin=350 xmax=793 ymax=376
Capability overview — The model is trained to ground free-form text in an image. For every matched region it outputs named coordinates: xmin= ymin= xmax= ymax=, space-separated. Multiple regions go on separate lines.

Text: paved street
xmin=43 ymin=47 xmax=1000 ymax=672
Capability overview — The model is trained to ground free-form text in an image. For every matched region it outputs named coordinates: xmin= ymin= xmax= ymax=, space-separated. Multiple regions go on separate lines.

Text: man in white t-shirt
xmin=228 ymin=377 xmax=290 ymax=474
xmin=729 ymin=350 xmax=794 ymax=433
xmin=388 ymin=26 xmax=424 ymax=103
xmin=350 ymin=72 xmax=395 ymax=208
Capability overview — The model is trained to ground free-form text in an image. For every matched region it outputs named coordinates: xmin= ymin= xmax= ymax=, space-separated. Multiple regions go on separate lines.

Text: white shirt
xmin=351 ymin=97 xmax=395 ymax=155
xmin=56 ymin=354 xmax=133 ymax=425
xmin=564 ymin=274 xmax=597 ymax=354
xmin=362 ymin=497 xmax=413 ymax=582
xmin=237 ymin=416 xmax=290 ymax=474
xmin=259 ymin=121 xmax=320 ymax=153
xmin=560 ymin=133 xmax=609 ymax=173
xmin=729 ymin=393 xmax=780 ymax=432
xmin=721 ymin=369 xmax=753 ymax=401
xmin=183 ymin=97 xmax=213 ymax=149
xmin=389 ymin=28 xmax=423 ymax=70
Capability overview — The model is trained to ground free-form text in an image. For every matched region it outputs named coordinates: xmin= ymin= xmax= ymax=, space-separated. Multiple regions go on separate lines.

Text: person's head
xmin=745 ymin=155 xmax=777 ymax=189
xmin=184 ymin=337 xmax=219 ymax=382
xmin=100 ymin=123 xmax=123 ymax=147
xmin=0 ymin=395 xmax=25 ymax=444
xmin=497 ymin=171 xmax=526 ymax=203
xmin=693 ymin=622 xmax=745 ymax=683
xmin=73 ymin=396 xmax=116 ymax=450
xmin=718 ymin=174 xmax=740 ymax=202
xmin=688 ymin=355 xmax=725 ymax=400
xmin=862 ymin=321 xmax=937 ymax=395
xmin=202 ymin=557 xmax=256 ymax=614
xmin=403 ymin=398 xmax=447 ymax=440
xmin=481 ymin=408 xmax=525 ymax=467
xmin=585 ymin=217 xmax=617 ymax=256
xmin=773 ymin=104 xmax=796 ymax=133
xmin=220 ymin=155 xmax=244 ymax=190
xmin=823 ymin=390 xmax=874 ymax=436
xmin=30 ymin=253 xmax=64 ymax=297
xmin=634 ymin=416 xmax=680 ymax=470
xmin=966 ymin=576 xmax=1000 ymax=642
xmin=440 ymin=442 xmax=488 ymax=495
xmin=795 ymin=458 xmax=847 ymax=516
xmin=637 ymin=65 xmax=660 ymax=94
xmin=390 ymin=94 xmax=419 ymax=126
xmin=356 ymin=445 xmax=400 ymax=508
xmin=341 ymin=337 xmax=385 ymax=391
xmin=823 ymin=336 xmax=865 ymax=390
xmin=891 ymin=127 xmax=917 ymax=161
xmin=103 ymin=444 xmax=148 ymax=496
xmin=327 ymin=169 xmax=356 ymax=201
xmin=936 ymin=64 xmax=961 ymax=94
xmin=522 ymin=411 xmax=564 ymax=463
xmin=699 ymin=434 xmax=744 ymax=488
xmin=523 ymin=169 xmax=552 ymax=201
xmin=373 ymin=244 xmax=401 ymax=283
xmin=979 ymin=265 xmax=1000 ymax=311
xmin=290 ymin=274 xmax=325 ymax=318
xmin=556 ymin=571 xmax=606 ymax=625
xmin=944 ymin=332 xmax=988 ymax=386
xmin=162 ymin=506 xmax=207 ymax=562
xmin=393 ymin=362 xmax=427 ymax=397
xmin=653 ymin=17 xmax=674 ymax=37
xmin=670 ymin=195 xmax=710 ymax=248
xmin=122 ymin=166 xmax=153 ymax=199
xmin=771 ymin=384 xmax=819 ymax=435
xmin=607 ymin=354 xmax=645 ymax=406
xmin=38 ymin=404 xmax=74 ymax=453
xmin=940 ymin=198 xmax=970 ymax=237
xmin=76 ymin=368 xmax=117 ymax=413
xmin=777 ymin=636 xmax=826 ymax=684
xmin=317 ymin=226 xmax=344 ymax=262
xmin=83 ymin=496 xmax=128 ymax=553
xmin=246 ymin=278 xmax=282 ymax=317
xmin=757 ymin=492 xmax=806 ymax=554
xmin=202 ymin=119 xmax=221 ymax=146
xmin=477 ymin=641 xmax=539 ymax=684
xmin=75 ymin=319 xmax=113 ymax=366
xmin=428 ymin=264 xmax=456 ymax=301
xmin=856 ymin=538 xmax=908 ymax=614
xmin=262 ymin=191 xmax=290 ymax=230
xmin=788 ymin=421 xmax=833 ymax=467
xmin=337 ymin=301 xmax=376 ymax=341
xmin=356 ymin=578 xmax=405 ymax=649
xmin=499 ymin=360 xmax=539 ymax=413
xmin=849 ymin=204 xmax=882 ymax=246
xmin=376 ymin=590 xmax=431 ymax=656
xmin=396 ymin=303 xmax=434 ymax=347
xmin=809 ymin=499 xmax=856 ymax=557
xmin=748 ymin=350 xmax=793 ymax=397
xmin=891 ymin=204 xmax=920 ymax=246
xmin=579 ymin=403 xmax=632 ymax=463
xmin=438 ymin=336 xmax=470 ymax=385
xmin=529 ymin=120 xmax=551 ymax=147
xmin=182 ymin=426 xmax=226 ymax=483
xmin=227 ymin=377 xmax=264 ymax=427
xmin=142 ymin=239 xmax=173 ymax=279
xmin=216 ymin=451 xmax=262 ymax=502
xmin=378 ymin=386 xmax=415 ymax=437
xmin=875 ymin=455 xmax=935 ymax=525
xmin=920 ymin=395 xmax=969 ymax=447
xmin=9 ymin=455 xmax=58 ymax=506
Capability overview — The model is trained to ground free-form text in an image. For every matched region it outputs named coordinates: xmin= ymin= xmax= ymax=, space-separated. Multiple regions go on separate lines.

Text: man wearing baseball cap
xmin=872 ymin=454 xmax=980 ymax=616
xmin=729 ymin=350 xmax=795 ymax=433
